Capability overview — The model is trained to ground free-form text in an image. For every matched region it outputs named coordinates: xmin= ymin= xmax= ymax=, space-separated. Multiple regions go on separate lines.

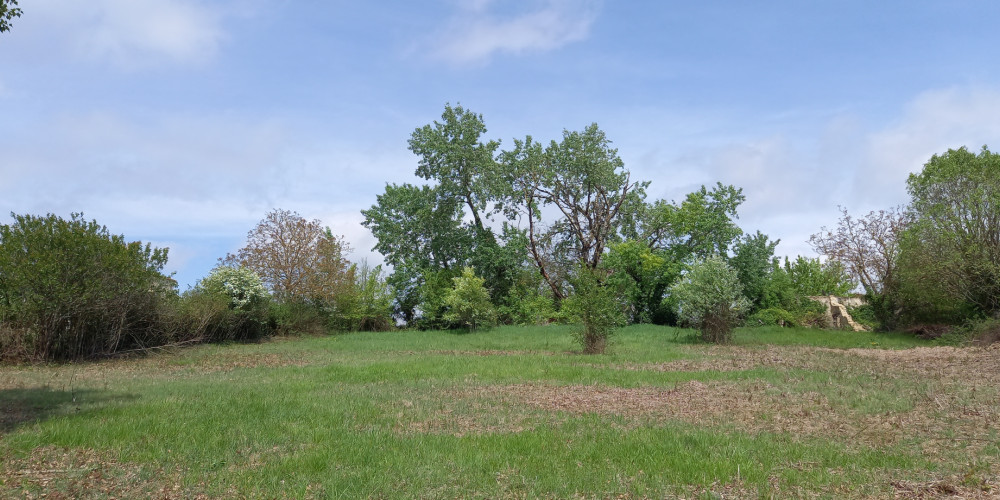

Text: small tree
xmin=562 ymin=266 xmax=626 ymax=354
xmin=669 ymin=255 xmax=749 ymax=343
xmin=442 ymin=267 xmax=496 ymax=330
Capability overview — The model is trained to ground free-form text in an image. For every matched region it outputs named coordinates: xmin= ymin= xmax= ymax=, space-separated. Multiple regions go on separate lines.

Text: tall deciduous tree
xmin=223 ymin=209 xmax=352 ymax=303
xmin=501 ymin=124 xmax=647 ymax=298
xmin=362 ymin=105 xmax=523 ymax=322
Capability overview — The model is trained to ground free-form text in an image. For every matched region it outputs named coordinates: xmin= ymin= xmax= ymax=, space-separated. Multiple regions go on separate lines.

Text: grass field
xmin=1 ymin=325 xmax=998 ymax=498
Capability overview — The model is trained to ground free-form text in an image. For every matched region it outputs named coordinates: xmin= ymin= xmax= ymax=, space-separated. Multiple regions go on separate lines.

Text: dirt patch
xmin=617 ymin=347 xmax=802 ymax=373
xmin=829 ymin=345 xmax=1000 ymax=385
xmin=423 ymin=350 xmax=556 ymax=357
xmin=0 ymin=446 xmax=204 ymax=499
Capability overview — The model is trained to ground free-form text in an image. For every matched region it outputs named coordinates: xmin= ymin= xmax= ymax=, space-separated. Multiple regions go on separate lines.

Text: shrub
xmin=331 ymin=262 xmax=394 ymax=332
xmin=669 ymin=255 xmax=750 ymax=343
xmin=442 ymin=267 xmax=496 ymax=331
xmin=746 ymin=308 xmax=798 ymax=327
xmin=562 ymin=267 xmax=626 ymax=354
xmin=0 ymin=213 xmax=172 ymax=361
xmin=266 ymin=300 xmax=327 ymax=336
xmin=183 ymin=266 xmax=273 ymax=341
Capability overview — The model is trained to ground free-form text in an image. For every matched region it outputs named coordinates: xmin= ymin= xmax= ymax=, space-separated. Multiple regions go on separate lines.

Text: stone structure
xmin=808 ymin=295 xmax=869 ymax=332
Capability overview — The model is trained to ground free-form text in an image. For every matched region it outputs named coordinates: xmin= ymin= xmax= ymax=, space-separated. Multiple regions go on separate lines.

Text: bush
xmin=0 ymin=213 xmax=173 ymax=361
xmin=562 ymin=267 xmax=626 ymax=354
xmin=746 ymin=308 xmax=798 ymax=327
xmin=442 ymin=267 xmax=496 ymax=331
xmin=266 ymin=300 xmax=327 ymax=336
xmin=330 ymin=262 xmax=394 ymax=332
xmin=669 ymin=255 xmax=750 ymax=343
xmin=182 ymin=266 xmax=272 ymax=341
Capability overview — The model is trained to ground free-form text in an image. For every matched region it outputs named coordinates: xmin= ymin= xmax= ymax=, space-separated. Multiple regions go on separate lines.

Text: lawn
xmin=1 ymin=325 xmax=998 ymax=498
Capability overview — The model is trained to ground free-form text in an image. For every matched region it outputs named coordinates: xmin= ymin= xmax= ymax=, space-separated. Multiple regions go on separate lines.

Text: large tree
xmin=902 ymin=146 xmax=1000 ymax=315
xmin=0 ymin=0 xmax=21 ymax=33
xmin=223 ymin=209 xmax=352 ymax=303
xmin=362 ymin=105 xmax=522 ymax=322
xmin=501 ymin=124 xmax=647 ymax=298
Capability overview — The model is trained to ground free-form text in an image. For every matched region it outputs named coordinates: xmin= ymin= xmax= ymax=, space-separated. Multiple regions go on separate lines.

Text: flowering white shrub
xmin=198 ymin=266 xmax=270 ymax=311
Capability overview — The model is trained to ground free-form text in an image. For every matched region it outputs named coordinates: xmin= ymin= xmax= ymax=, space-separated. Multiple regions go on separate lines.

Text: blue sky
xmin=3 ymin=0 xmax=1000 ymax=289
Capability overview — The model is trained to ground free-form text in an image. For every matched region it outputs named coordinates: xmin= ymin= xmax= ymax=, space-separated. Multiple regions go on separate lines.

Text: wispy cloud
xmin=428 ymin=0 xmax=601 ymax=65
xmin=36 ymin=0 xmax=226 ymax=67
xmin=858 ymin=85 xmax=1000 ymax=204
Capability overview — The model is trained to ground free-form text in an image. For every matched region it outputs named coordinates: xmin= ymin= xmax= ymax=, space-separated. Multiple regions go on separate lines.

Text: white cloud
xmin=35 ymin=0 xmax=225 ymax=67
xmin=429 ymin=0 xmax=601 ymax=64
xmin=857 ymin=86 xmax=1000 ymax=206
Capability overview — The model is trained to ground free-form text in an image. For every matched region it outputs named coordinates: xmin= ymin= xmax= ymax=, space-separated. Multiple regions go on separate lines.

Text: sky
xmin=3 ymin=0 xmax=1000 ymax=289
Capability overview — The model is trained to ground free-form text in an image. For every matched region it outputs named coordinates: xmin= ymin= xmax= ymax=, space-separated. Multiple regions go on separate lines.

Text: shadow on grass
xmin=0 ymin=388 xmax=138 ymax=434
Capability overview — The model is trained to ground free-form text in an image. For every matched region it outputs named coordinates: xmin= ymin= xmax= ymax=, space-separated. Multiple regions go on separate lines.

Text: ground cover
xmin=1 ymin=325 xmax=998 ymax=498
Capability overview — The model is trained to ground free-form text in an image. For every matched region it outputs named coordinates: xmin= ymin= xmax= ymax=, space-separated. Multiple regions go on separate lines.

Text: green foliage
xmin=562 ymin=267 xmax=626 ymax=353
xmin=262 ymin=300 xmax=324 ymax=336
xmin=0 ymin=0 xmax=21 ymax=33
xmin=746 ymin=308 xmax=798 ymax=327
xmin=0 ymin=213 xmax=172 ymax=361
xmin=669 ymin=255 xmax=750 ymax=343
xmin=415 ymin=268 xmax=462 ymax=330
xmin=604 ymin=240 xmax=679 ymax=324
xmin=499 ymin=124 xmax=648 ymax=298
xmin=496 ymin=266 xmax=557 ymax=325
xmin=846 ymin=304 xmax=879 ymax=331
xmin=184 ymin=266 xmax=272 ymax=341
xmin=901 ymin=145 xmax=1000 ymax=316
xmin=627 ymin=183 xmax=745 ymax=260
xmin=442 ymin=267 xmax=497 ymax=330
xmin=730 ymin=231 xmax=779 ymax=312
xmin=363 ymin=105 xmax=522 ymax=322
xmin=331 ymin=262 xmax=394 ymax=332
xmin=783 ymin=256 xmax=856 ymax=297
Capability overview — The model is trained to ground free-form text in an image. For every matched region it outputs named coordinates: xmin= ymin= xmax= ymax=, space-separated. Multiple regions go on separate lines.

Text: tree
xmin=730 ymin=231 xmax=779 ymax=312
xmin=0 ymin=0 xmax=22 ymax=33
xmin=185 ymin=266 xmax=272 ymax=342
xmin=223 ymin=209 xmax=352 ymax=303
xmin=0 ymin=213 xmax=171 ymax=360
xmin=668 ymin=255 xmax=750 ymax=343
xmin=809 ymin=206 xmax=905 ymax=296
xmin=501 ymin=124 xmax=647 ymax=298
xmin=363 ymin=105 xmax=525 ymax=323
xmin=902 ymin=146 xmax=1000 ymax=315
xmin=443 ymin=267 xmax=497 ymax=330
xmin=562 ymin=266 xmax=626 ymax=354
xmin=604 ymin=239 xmax=678 ymax=323
xmin=332 ymin=261 xmax=394 ymax=332
xmin=626 ymin=183 xmax=745 ymax=260
xmin=409 ymin=104 xmax=502 ymax=232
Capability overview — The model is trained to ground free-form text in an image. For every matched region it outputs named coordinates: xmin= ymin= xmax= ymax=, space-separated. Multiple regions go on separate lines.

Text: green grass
xmin=1 ymin=325 xmax=995 ymax=498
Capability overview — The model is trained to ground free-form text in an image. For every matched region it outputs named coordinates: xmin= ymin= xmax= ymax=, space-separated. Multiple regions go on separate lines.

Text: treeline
xmin=811 ymin=146 xmax=1000 ymax=342
xmin=3 ymin=104 xmax=997 ymax=361
xmin=0 ymin=210 xmax=393 ymax=362
xmin=361 ymin=105 xmax=856 ymax=351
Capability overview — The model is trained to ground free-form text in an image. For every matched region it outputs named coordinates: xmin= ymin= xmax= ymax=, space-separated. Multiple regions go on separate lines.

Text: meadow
xmin=1 ymin=325 xmax=998 ymax=498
